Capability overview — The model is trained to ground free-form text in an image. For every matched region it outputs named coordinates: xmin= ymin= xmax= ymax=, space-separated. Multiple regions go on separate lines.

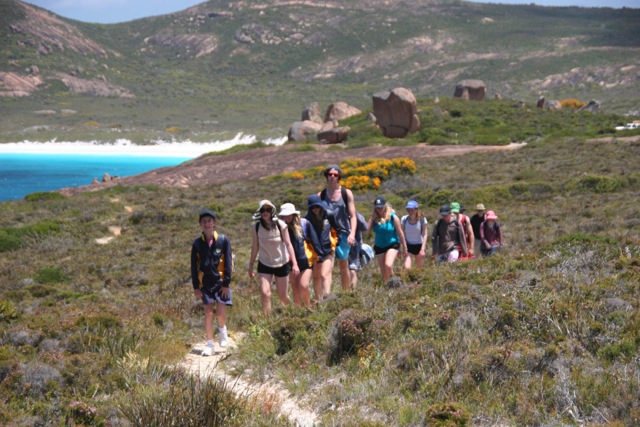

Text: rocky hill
xmin=1 ymin=0 xmax=639 ymax=140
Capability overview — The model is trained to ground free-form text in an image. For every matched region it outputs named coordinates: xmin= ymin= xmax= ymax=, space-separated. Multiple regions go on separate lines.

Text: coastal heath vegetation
xmin=0 ymin=102 xmax=639 ymax=426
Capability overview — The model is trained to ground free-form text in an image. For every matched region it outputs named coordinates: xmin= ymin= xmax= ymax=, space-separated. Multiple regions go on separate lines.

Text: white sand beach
xmin=0 ymin=133 xmax=288 ymax=158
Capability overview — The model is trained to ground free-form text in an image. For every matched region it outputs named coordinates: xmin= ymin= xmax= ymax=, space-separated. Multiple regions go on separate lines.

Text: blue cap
xmin=406 ymin=200 xmax=419 ymax=209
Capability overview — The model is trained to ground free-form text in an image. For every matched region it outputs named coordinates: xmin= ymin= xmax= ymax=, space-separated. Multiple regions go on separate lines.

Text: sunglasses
xmin=326 ymin=172 xmax=340 ymax=177
xmin=260 ymin=208 xmax=273 ymax=213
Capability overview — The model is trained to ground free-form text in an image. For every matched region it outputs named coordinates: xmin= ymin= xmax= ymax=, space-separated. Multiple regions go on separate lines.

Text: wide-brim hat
xmin=258 ymin=200 xmax=276 ymax=211
xmin=476 ymin=203 xmax=486 ymax=211
xmin=485 ymin=210 xmax=498 ymax=220
xmin=278 ymin=203 xmax=300 ymax=216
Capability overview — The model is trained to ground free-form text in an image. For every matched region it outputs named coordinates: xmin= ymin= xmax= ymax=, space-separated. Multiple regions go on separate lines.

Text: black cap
xmin=199 ymin=209 xmax=218 ymax=220
xmin=439 ymin=205 xmax=451 ymax=215
xmin=374 ymin=197 xmax=386 ymax=208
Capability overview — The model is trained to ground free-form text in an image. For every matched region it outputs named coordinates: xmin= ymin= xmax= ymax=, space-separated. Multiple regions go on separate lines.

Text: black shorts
xmin=297 ymin=258 xmax=312 ymax=272
xmin=257 ymin=261 xmax=291 ymax=277
xmin=373 ymin=242 xmax=400 ymax=255
xmin=407 ymin=243 xmax=423 ymax=255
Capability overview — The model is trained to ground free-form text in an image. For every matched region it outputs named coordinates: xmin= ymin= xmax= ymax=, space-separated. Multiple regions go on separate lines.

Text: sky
xmin=24 ymin=0 xmax=640 ymax=24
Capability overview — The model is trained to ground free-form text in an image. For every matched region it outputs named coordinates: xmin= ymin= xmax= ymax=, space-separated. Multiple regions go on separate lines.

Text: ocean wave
xmin=0 ymin=133 xmax=288 ymax=158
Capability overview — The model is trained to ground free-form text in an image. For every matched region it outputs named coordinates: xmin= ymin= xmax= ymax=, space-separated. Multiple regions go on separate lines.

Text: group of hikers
xmin=190 ymin=164 xmax=503 ymax=355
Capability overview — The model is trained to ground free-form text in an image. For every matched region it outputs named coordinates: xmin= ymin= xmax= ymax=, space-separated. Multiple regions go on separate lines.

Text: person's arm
xmin=280 ymin=221 xmax=300 ymax=276
xmin=366 ymin=215 xmax=374 ymax=238
xmin=191 ymin=241 xmax=203 ymax=298
xmin=480 ymin=221 xmax=489 ymax=248
xmin=393 ymin=214 xmax=408 ymax=257
xmin=346 ymin=188 xmax=357 ymax=245
xmin=248 ymin=224 xmax=259 ymax=278
xmin=458 ymin=221 xmax=468 ymax=256
xmin=222 ymin=237 xmax=232 ymax=287
xmin=420 ymin=218 xmax=428 ymax=257
xmin=431 ymin=222 xmax=439 ymax=259
xmin=465 ymin=219 xmax=475 ymax=255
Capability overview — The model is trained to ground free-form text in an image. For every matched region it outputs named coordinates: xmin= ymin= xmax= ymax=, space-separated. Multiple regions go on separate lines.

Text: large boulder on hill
xmin=317 ymin=126 xmax=350 ymax=144
xmin=324 ymin=102 xmax=361 ymax=122
xmin=287 ymin=120 xmax=323 ymax=142
xmin=453 ymin=79 xmax=486 ymax=101
xmin=301 ymin=102 xmax=323 ymax=124
xmin=372 ymin=87 xmax=420 ymax=138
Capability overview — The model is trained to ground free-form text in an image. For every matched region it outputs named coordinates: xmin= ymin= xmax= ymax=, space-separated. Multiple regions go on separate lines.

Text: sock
xmin=207 ymin=340 xmax=214 ymax=347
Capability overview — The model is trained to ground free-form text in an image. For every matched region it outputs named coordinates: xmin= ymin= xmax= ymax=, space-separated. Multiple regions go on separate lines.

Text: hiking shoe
xmin=202 ymin=345 xmax=213 ymax=357
xmin=218 ymin=326 xmax=228 ymax=348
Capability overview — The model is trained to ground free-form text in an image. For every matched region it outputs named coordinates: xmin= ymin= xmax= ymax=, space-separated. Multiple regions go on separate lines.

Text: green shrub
xmin=35 ymin=267 xmax=69 ymax=284
xmin=567 ymin=174 xmax=625 ymax=193
xmin=24 ymin=192 xmax=66 ymax=202
xmin=0 ymin=301 xmax=20 ymax=323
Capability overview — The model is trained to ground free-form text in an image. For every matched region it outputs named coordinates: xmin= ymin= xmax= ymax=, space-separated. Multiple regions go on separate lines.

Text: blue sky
xmin=24 ymin=0 xmax=640 ymax=24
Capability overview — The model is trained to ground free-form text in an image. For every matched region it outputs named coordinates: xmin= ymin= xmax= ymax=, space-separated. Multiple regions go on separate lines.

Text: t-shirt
xmin=257 ymin=219 xmax=288 ymax=267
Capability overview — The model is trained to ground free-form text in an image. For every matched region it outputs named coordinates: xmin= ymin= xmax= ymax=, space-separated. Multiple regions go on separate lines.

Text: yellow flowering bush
xmin=280 ymin=158 xmax=415 ymax=191
xmin=84 ymin=120 xmax=100 ymax=127
xmin=165 ymin=127 xmax=181 ymax=133
xmin=560 ymin=99 xmax=587 ymax=109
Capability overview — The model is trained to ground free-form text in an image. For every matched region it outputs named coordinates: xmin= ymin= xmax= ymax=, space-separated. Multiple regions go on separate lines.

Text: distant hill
xmin=1 ymin=0 xmax=639 ymax=142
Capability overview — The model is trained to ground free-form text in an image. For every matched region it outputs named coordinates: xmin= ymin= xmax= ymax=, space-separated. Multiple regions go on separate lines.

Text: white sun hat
xmin=278 ymin=203 xmax=300 ymax=216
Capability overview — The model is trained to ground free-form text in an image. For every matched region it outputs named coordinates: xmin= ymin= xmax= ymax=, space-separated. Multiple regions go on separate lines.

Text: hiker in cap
xmin=278 ymin=203 xmax=313 ymax=309
xmin=367 ymin=196 xmax=407 ymax=282
xmin=480 ymin=210 xmax=503 ymax=256
xmin=319 ymin=164 xmax=358 ymax=291
xmin=248 ymin=200 xmax=300 ymax=315
xmin=305 ymin=194 xmax=339 ymax=303
xmin=450 ymin=202 xmax=475 ymax=260
xmin=431 ymin=205 xmax=468 ymax=263
xmin=191 ymin=209 xmax=232 ymax=356
xmin=470 ymin=203 xmax=486 ymax=255
xmin=401 ymin=200 xmax=428 ymax=270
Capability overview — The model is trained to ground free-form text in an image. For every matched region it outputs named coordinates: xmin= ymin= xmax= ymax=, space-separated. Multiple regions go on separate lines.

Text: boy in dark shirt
xmin=191 ymin=209 xmax=232 ymax=356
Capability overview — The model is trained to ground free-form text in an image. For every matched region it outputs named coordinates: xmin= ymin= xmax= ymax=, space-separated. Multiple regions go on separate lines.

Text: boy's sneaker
xmin=202 ymin=345 xmax=213 ymax=357
xmin=218 ymin=326 xmax=228 ymax=348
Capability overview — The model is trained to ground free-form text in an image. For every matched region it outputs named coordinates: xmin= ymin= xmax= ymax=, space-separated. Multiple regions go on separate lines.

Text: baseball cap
xmin=374 ymin=197 xmax=386 ymax=208
xmin=199 ymin=209 xmax=218 ymax=220
xmin=450 ymin=202 xmax=461 ymax=213
xmin=439 ymin=205 xmax=452 ymax=215
xmin=406 ymin=200 xmax=419 ymax=209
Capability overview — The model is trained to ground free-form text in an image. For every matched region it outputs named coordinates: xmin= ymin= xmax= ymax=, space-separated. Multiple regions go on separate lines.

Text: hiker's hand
xmin=248 ymin=268 xmax=255 ymax=279
xmin=219 ymin=287 xmax=229 ymax=299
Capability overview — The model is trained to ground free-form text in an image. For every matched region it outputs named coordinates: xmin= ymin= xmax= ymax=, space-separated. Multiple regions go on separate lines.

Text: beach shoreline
xmin=0 ymin=133 xmax=288 ymax=157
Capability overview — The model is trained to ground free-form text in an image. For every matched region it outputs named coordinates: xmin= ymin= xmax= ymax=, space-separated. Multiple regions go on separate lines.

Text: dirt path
xmin=179 ymin=335 xmax=319 ymax=427
xmin=58 ymin=142 xmax=526 ymax=195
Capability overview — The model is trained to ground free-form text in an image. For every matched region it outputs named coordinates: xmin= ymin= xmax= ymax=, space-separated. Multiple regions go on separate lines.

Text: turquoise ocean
xmin=0 ymin=153 xmax=191 ymax=201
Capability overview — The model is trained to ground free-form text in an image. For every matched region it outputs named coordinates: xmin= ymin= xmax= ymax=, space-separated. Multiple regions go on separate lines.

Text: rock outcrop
xmin=301 ymin=102 xmax=323 ymax=124
xmin=372 ymin=87 xmax=420 ymax=138
xmin=578 ymin=100 xmax=601 ymax=114
xmin=317 ymin=126 xmax=350 ymax=144
xmin=287 ymin=120 xmax=324 ymax=142
xmin=453 ymin=79 xmax=486 ymax=101
xmin=324 ymin=102 xmax=361 ymax=122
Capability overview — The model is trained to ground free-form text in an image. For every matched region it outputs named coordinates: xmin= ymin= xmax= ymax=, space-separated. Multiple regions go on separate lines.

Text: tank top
xmin=402 ymin=216 xmax=426 ymax=245
xmin=373 ymin=212 xmax=399 ymax=248
xmin=322 ymin=187 xmax=350 ymax=234
xmin=257 ymin=219 xmax=288 ymax=268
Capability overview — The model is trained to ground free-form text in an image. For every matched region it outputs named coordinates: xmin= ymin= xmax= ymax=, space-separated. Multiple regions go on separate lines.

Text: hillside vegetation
xmin=1 ymin=0 xmax=639 ymax=143
xmin=1 ymin=96 xmax=639 ymax=426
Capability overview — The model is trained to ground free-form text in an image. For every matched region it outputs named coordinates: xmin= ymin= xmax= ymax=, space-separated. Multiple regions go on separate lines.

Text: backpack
xmin=213 ymin=231 xmax=235 ymax=274
xmin=401 ymin=215 xmax=427 ymax=232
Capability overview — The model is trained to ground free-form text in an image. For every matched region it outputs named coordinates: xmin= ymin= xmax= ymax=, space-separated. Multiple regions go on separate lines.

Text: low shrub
xmin=24 ymin=192 xmax=66 ymax=202
xmin=566 ymin=174 xmax=625 ymax=193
